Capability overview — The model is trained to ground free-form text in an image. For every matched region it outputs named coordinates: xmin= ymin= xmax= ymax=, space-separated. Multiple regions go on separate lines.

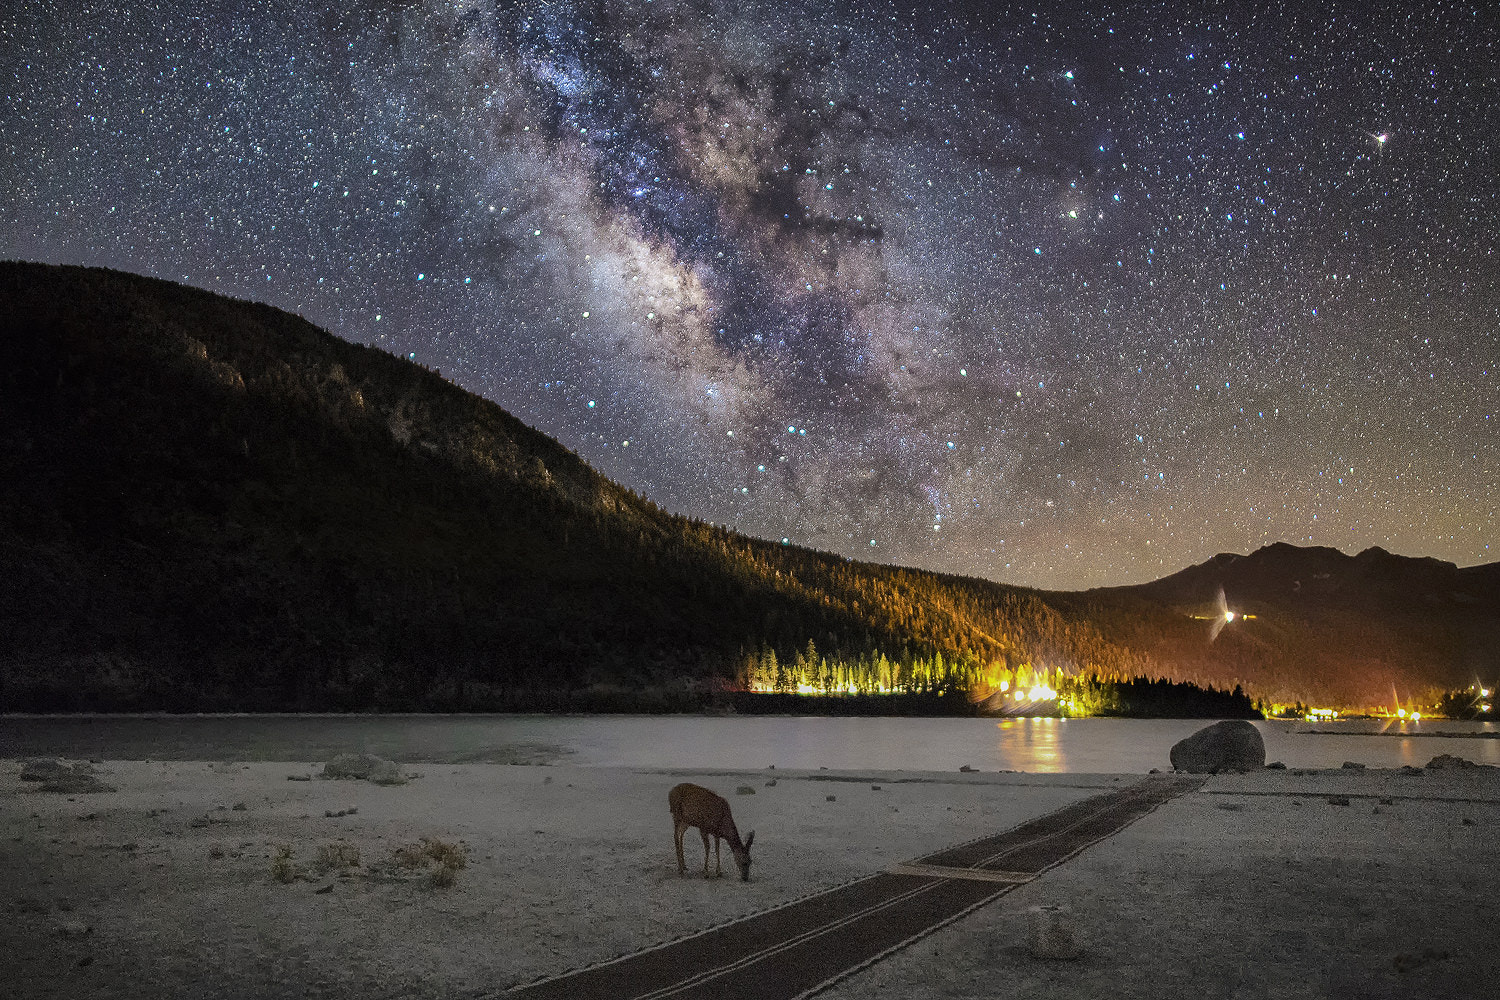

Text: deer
xmin=668 ymin=782 xmax=755 ymax=881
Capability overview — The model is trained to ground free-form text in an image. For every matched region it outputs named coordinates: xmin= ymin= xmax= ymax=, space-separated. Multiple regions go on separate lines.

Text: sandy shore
xmin=2 ymin=758 xmax=1497 ymax=999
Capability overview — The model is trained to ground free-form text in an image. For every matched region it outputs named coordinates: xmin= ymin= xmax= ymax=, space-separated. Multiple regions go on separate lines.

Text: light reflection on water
xmin=0 ymin=715 xmax=1496 ymax=773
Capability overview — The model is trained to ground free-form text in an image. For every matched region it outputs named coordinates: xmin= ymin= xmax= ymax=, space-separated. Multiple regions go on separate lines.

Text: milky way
xmin=3 ymin=1 xmax=1496 ymax=588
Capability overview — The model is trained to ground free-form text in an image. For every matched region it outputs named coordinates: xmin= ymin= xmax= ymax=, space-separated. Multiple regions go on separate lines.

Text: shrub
xmin=315 ymin=841 xmax=361 ymax=872
xmin=270 ymin=845 xmax=298 ymax=884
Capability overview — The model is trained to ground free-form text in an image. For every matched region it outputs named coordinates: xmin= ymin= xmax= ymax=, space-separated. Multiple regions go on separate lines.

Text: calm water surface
xmin=3 ymin=715 xmax=1497 ymax=773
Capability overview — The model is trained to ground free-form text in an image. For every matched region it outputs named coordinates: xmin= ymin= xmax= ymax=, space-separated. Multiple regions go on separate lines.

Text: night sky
xmin=3 ymin=2 xmax=1495 ymax=590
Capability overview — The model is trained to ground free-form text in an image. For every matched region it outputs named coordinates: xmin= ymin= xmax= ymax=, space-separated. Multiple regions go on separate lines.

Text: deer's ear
xmin=744 ymin=831 xmax=755 ymax=850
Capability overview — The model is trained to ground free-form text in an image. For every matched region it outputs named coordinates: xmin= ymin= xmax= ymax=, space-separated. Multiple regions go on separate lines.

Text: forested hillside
xmin=4 ymin=263 xmax=1492 ymax=712
xmin=0 ymin=262 xmax=1144 ymax=711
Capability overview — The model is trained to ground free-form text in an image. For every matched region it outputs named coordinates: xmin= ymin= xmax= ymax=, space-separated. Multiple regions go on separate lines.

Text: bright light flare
xmin=1011 ymin=684 xmax=1058 ymax=701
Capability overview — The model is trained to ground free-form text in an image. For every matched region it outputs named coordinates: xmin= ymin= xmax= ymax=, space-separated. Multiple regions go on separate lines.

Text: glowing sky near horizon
xmin=2 ymin=1 xmax=1496 ymax=589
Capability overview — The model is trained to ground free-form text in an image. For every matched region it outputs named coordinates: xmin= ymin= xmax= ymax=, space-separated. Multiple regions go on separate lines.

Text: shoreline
xmin=3 ymin=756 xmax=1498 ymax=998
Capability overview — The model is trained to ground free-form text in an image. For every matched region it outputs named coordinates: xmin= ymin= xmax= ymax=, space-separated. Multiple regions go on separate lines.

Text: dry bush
xmin=422 ymin=838 xmax=466 ymax=870
xmin=270 ymin=844 xmax=298 ymax=884
xmin=393 ymin=842 xmax=429 ymax=869
xmin=315 ymin=841 xmax=361 ymax=872
xmin=390 ymin=837 xmax=467 ymax=887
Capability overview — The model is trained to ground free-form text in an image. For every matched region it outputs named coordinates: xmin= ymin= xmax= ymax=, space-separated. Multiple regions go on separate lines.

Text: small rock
xmin=1379 ymin=798 xmax=1394 ymax=805
xmin=1462 ymin=817 xmax=1475 ymax=826
xmin=1400 ymin=765 xmax=1425 ymax=776
xmin=1148 ymin=768 xmax=1160 ymax=774
xmin=209 ymin=846 xmax=225 ymax=859
xmin=314 ymin=884 xmax=334 ymax=894
xmin=287 ymin=775 xmax=312 ymax=782
xmin=189 ymin=817 xmax=210 ymax=829
xmin=1341 ymin=761 xmax=1366 ymax=770
xmin=735 ymin=786 xmax=756 ymax=796
xmin=765 ymin=778 xmax=777 ymax=787
xmin=76 ymin=956 xmax=93 ymax=968
xmin=1027 ymin=905 xmax=1083 ymax=960
xmin=1215 ymin=802 xmax=1242 ymax=811
xmin=231 ymin=803 xmax=247 ymax=811
xmin=871 ymin=785 xmax=882 ymax=791
xmin=1327 ymin=796 xmax=1351 ymax=807
xmin=1265 ymin=761 xmax=1287 ymax=770
xmin=825 ymin=795 xmax=837 ymax=802
xmin=959 ymin=765 xmax=975 ymax=772
xmin=1372 ymin=806 xmax=1383 ymax=815
xmin=543 ymin=776 xmax=553 ymax=785
xmin=56 ymin=922 xmax=92 ymax=939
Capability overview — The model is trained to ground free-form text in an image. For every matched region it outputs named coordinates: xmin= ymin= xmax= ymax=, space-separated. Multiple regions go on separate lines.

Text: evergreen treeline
xmin=1057 ymin=675 xmax=1260 ymax=719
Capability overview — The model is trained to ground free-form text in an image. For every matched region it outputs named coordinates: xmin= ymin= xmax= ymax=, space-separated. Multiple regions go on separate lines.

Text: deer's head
xmin=732 ymin=830 xmax=755 ymax=881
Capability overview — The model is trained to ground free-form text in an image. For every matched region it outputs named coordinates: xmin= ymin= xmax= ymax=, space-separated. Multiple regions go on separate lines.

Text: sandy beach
xmin=2 ymin=756 xmax=1497 ymax=999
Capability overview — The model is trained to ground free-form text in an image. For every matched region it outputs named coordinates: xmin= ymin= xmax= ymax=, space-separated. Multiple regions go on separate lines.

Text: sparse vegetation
xmin=391 ymin=837 xmax=467 ymax=888
xmin=270 ymin=845 xmax=298 ymax=884
xmin=315 ymin=841 xmax=361 ymax=873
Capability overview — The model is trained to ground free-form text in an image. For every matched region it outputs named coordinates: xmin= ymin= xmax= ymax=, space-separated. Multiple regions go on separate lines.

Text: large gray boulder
xmin=321 ymin=753 xmax=407 ymax=785
xmin=1170 ymin=721 xmax=1265 ymax=774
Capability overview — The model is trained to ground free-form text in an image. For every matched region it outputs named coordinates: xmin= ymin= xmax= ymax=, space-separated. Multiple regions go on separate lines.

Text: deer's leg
xmin=674 ymin=820 xmax=688 ymax=875
xmin=699 ymin=829 xmax=712 ymax=877
xmin=714 ymin=835 xmax=723 ymax=878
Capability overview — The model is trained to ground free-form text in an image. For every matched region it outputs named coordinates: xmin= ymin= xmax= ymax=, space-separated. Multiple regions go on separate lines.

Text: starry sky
xmin=3 ymin=1 xmax=1496 ymax=590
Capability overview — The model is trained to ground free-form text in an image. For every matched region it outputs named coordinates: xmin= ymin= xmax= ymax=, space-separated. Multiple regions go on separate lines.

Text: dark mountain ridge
xmin=2 ymin=262 xmax=1493 ymax=711
xmin=1061 ymin=543 xmax=1500 ymax=707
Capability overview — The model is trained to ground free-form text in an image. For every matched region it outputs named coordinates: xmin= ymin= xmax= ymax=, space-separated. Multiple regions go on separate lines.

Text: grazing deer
xmin=669 ymin=783 xmax=755 ymax=881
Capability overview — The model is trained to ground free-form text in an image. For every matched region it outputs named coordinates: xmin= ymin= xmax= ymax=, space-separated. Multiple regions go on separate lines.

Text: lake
xmin=3 ymin=714 xmax=1497 ymax=773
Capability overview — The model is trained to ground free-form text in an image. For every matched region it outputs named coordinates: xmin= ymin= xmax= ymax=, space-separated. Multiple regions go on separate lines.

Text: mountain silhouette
xmin=3 ymin=262 xmax=1493 ymax=711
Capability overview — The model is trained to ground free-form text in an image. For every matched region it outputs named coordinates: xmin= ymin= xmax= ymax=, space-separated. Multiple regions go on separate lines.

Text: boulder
xmin=20 ymin=758 xmax=71 ymax=781
xmin=1169 ymin=721 xmax=1265 ymax=774
xmin=367 ymin=758 xmax=408 ymax=785
xmin=1425 ymin=754 xmax=1488 ymax=771
xmin=38 ymin=773 xmax=115 ymax=794
xmin=321 ymin=753 xmax=407 ymax=785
